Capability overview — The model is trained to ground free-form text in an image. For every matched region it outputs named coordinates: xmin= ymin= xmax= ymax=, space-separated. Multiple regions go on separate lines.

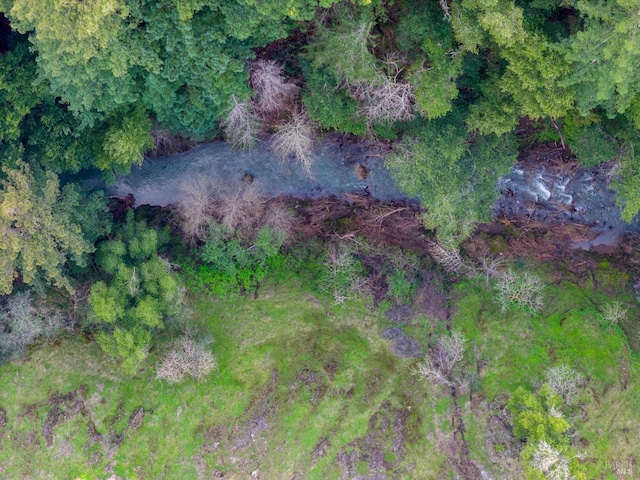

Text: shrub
xmin=270 ymin=111 xmax=316 ymax=172
xmin=156 ymin=336 xmax=217 ymax=383
xmin=494 ymin=268 xmax=545 ymax=314
xmin=198 ymin=225 xmax=286 ymax=296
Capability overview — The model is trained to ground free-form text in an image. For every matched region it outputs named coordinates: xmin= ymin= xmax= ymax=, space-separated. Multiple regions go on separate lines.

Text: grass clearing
xmin=0 ymin=255 xmax=639 ymax=478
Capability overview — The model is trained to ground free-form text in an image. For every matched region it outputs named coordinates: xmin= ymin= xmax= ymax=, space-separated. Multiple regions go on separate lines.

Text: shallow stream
xmin=110 ymin=139 xmax=637 ymax=249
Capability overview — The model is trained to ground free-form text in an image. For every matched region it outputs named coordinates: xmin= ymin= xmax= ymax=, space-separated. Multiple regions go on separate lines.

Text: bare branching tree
xmin=545 ymin=365 xmax=585 ymax=406
xmin=271 ymin=111 xmax=316 ymax=172
xmin=427 ymin=241 xmax=476 ymax=276
xmin=250 ymin=60 xmax=299 ymax=116
xmin=352 ymin=78 xmax=415 ymax=124
xmin=173 ymin=178 xmax=215 ymax=243
xmin=222 ymin=95 xmax=261 ymax=150
xmin=531 ymin=441 xmax=572 ymax=480
xmin=261 ymin=200 xmax=297 ymax=242
xmin=156 ymin=336 xmax=217 ymax=384
xmin=218 ymin=181 xmax=267 ymax=237
xmin=414 ymin=329 xmax=467 ymax=387
xmin=600 ymin=301 xmax=626 ymax=328
xmin=495 ymin=268 xmax=545 ymax=314
xmin=320 ymin=242 xmax=370 ymax=305
xmin=477 ymin=255 xmax=508 ymax=284
xmin=0 ymin=292 xmax=66 ymax=357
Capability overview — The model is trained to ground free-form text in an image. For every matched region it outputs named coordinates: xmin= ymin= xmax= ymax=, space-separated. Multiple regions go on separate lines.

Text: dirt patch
xmin=314 ymin=437 xmax=331 ymax=457
xmin=414 ymin=270 xmax=450 ymax=322
xmin=295 ymin=368 xmax=328 ymax=406
xmin=335 ymin=400 xmax=421 ymax=478
xmin=381 ymin=328 xmax=422 ymax=358
xmin=323 ymin=360 xmax=338 ymax=381
xmin=43 ymin=385 xmax=87 ymax=448
xmin=385 ymin=305 xmax=415 ymax=325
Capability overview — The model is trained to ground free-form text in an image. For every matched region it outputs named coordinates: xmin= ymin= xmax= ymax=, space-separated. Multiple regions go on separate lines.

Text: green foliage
xmin=0 ymin=161 xmax=109 ymax=294
xmin=564 ymin=1 xmax=640 ymax=119
xmin=307 ymin=6 xmax=382 ymax=85
xmin=565 ymin=123 xmax=620 ymax=168
xmin=396 ymin=0 xmax=462 ymax=120
xmin=508 ymin=386 xmax=569 ymax=444
xmin=89 ymin=211 xmax=183 ymax=373
xmin=302 ymin=64 xmax=367 ymax=135
xmin=195 ymin=224 xmax=286 ymax=296
xmin=610 ymin=123 xmax=640 ymax=222
xmin=95 ymin=104 xmax=154 ymax=175
xmin=387 ymin=114 xmax=517 ymax=247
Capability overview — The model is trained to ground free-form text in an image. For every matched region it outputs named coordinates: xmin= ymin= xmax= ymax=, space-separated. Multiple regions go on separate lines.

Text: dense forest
xmin=1 ymin=1 xmax=640 ymax=478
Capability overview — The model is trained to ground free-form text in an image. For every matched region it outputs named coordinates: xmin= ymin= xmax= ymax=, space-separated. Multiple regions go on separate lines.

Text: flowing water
xmin=110 ymin=139 xmax=637 ymax=250
xmin=111 ymin=139 xmax=404 ymax=206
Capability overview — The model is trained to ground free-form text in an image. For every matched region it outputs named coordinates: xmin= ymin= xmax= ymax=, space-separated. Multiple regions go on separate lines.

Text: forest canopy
xmin=0 ymin=0 xmax=639 ymax=244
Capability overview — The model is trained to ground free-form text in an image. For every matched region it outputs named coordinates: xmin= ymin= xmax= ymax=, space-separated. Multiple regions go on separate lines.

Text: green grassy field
xmin=0 ymin=261 xmax=638 ymax=479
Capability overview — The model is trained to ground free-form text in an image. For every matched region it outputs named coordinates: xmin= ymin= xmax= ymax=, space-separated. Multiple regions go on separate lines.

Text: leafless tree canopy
xmin=494 ymin=268 xmax=545 ymax=314
xmin=218 ymin=181 xmax=267 ymax=237
xmin=173 ymin=178 xmax=215 ymax=242
xmin=531 ymin=441 xmax=572 ymax=480
xmin=0 ymin=291 xmax=66 ymax=355
xmin=427 ymin=241 xmax=476 ymax=275
xmin=222 ymin=96 xmax=261 ymax=150
xmin=545 ymin=365 xmax=585 ymax=406
xmin=320 ymin=242 xmax=370 ymax=305
xmin=270 ymin=111 xmax=316 ymax=172
xmin=352 ymin=78 xmax=415 ymax=124
xmin=600 ymin=301 xmax=626 ymax=328
xmin=414 ymin=329 xmax=467 ymax=387
xmin=156 ymin=336 xmax=217 ymax=384
xmin=250 ymin=60 xmax=299 ymax=116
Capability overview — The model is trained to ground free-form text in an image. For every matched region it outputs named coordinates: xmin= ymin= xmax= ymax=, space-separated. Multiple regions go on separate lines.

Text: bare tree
xmin=270 ymin=111 xmax=316 ymax=172
xmin=414 ymin=329 xmax=467 ymax=387
xmin=352 ymin=78 xmax=415 ymax=124
xmin=222 ymin=95 xmax=261 ymax=150
xmin=531 ymin=441 xmax=572 ymax=480
xmin=217 ymin=181 xmax=267 ymax=237
xmin=173 ymin=178 xmax=214 ymax=242
xmin=427 ymin=241 xmax=476 ymax=275
xmin=261 ymin=200 xmax=297 ymax=242
xmin=600 ymin=301 xmax=626 ymax=328
xmin=494 ymin=268 xmax=545 ymax=314
xmin=545 ymin=365 xmax=585 ymax=406
xmin=156 ymin=336 xmax=217 ymax=384
xmin=320 ymin=242 xmax=370 ymax=305
xmin=250 ymin=60 xmax=299 ymax=116
xmin=0 ymin=291 xmax=66 ymax=357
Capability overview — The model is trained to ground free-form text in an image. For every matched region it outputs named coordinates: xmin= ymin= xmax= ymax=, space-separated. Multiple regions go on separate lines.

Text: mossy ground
xmin=0 ymin=257 xmax=638 ymax=479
